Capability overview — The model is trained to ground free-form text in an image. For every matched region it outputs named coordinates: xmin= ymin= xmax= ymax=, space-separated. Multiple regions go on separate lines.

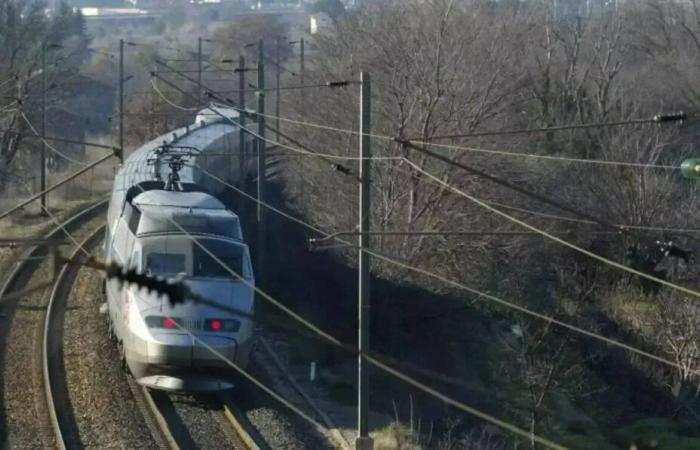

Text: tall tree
xmin=0 ymin=0 xmax=90 ymax=189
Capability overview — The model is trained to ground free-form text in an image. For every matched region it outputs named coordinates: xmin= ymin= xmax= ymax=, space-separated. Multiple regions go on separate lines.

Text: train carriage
xmin=103 ymin=104 xmax=256 ymax=391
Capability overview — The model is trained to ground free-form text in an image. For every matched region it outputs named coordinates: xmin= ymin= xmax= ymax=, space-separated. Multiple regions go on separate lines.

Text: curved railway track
xmin=44 ymin=224 xmax=106 ymax=449
xmin=128 ymin=382 xmax=263 ymax=450
xmin=0 ymin=200 xmax=108 ymax=448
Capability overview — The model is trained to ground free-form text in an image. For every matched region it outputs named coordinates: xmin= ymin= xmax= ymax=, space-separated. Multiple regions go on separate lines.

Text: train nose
xmin=147 ymin=333 xmax=192 ymax=365
xmin=147 ymin=333 xmax=237 ymax=367
xmin=192 ymin=336 xmax=237 ymax=366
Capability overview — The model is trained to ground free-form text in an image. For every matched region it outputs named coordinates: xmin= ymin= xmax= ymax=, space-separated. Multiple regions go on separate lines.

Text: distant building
xmin=310 ymin=12 xmax=333 ymax=34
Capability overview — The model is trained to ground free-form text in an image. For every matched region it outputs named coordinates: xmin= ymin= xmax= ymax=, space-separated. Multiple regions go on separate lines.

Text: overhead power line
xmin=0 ymin=128 xmax=121 ymax=153
xmin=393 ymin=138 xmax=700 ymax=244
xmin=19 ymin=111 xmax=89 ymax=166
xmin=200 ymin=168 xmax=698 ymax=377
xmin=409 ymin=112 xmax=688 ymax=141
xmin=150 ymin=78 xmax=199 ymax=111
xmin=146 ymin=66 xmax=700 ymax=236
xmin=209 ymin=81 xmax=345 ymax=94
xmin=0 ymin=153 xmax=115 ymax=222
xmin=149 ymin=68 xmax=395 ymax=172
xmin=397 ymin=138 xmax=623 ymax=232
xmin=238 ymin=110 xmax=682 ymax=170
xmin=148 ymin=64 xmax=700 ymax=239
xmin=402 ymin=158 xmax=700 ymax=300
xmin=385 ymin=161 xmax=700 ymax=235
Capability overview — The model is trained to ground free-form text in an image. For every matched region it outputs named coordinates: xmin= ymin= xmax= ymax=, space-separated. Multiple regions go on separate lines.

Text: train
xmin=103 ymin=104 xmax=256 ymax=391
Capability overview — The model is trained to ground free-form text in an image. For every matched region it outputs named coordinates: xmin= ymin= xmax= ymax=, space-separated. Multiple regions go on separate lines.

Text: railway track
xmin=44 ymin=224 xmax=106 ymax=449
xmin=128 ymin=380 xmax=264 ymax=449
xmin=0 ymin=200 xmax=108 ymax=448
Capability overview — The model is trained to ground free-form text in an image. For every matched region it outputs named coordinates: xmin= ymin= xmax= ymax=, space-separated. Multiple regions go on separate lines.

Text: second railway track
xmin=44 ymin=223 xmax=106 ymax=449
xmin=0 ymin=200 xmax=107 ymax=448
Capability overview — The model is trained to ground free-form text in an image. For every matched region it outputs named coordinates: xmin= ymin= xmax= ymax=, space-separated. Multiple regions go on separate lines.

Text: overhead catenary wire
xmin=235 ymin=109 xmax=682 ymax=170
xmin=412 ymin=112 xmax=688 ymax=141
xmin=0 ymin=74 xmax=18 ymax=90
xmin=486 ymin=198 xmax=700 ymax=234
xmin=20 ymin=111 xmax=89 ymax=166
xmin=0 ymin=128 xmax=121 ymax=153
xmin=211 ymin=82 xmax=342 ymax=94
xmin=200 ymin=168 xmax=699 ymax=377
xmin=150 ymin=69 xmax=400 ymax=164
xmin=149 ymin=78 xmax=199 ymax=111
xmin=0 ymin=152 xmax=115 ymax=222
xmin=144 ymin=66 xmax=700 ymax=236
xmin=144 ymin=73 xmax=700 ymax=235
xmin=402 ymin=157 xmax=700 ymax=299
xmin=151 ymin=62 xmax=396 ymax=170
xmin=385 ymin=161 xmax=700 ymax=235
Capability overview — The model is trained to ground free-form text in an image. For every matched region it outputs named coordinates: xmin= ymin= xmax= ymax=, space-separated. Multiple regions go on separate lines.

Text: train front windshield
xmin=192 ymin=239 xmax=245 ymax=278
xmin=146 ymin=253 xmax=186 ymax=276
xmin=143 ymin=237 xmax=252 ymax=280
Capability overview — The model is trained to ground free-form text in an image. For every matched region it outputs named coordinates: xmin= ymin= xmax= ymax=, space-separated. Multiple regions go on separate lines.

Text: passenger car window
xmin=146 ymin=253 xmax=185 ymax=275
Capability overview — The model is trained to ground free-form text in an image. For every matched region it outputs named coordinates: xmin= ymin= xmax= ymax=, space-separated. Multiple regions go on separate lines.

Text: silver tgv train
xmin=104 ymin=105 xmax=256 ymax=391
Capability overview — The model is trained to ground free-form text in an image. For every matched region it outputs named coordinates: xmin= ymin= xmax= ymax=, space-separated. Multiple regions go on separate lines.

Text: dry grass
xmin=372 ymin=423 xmax=422 ymax=450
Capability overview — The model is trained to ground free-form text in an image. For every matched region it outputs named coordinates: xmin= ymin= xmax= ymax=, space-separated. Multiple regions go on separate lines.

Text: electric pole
xmin=256 ymin=40 xmax=266 ymax=283
xmin=275 ymin=36 xmax=281 ymax=141
xmin=238 ymin=54 xmax=246 ymax=213
xmin=300 ymin=38 xmax=305 ymax=105
xmin=119 ymin=39 xmax=125 ymax=156
xmin=40 ymin=42 xmax=47 ymax=215
xmin=198 ymin=37 xmax=203 ymax=104
xmin=356 ymin=71 xmax=373 ymax=450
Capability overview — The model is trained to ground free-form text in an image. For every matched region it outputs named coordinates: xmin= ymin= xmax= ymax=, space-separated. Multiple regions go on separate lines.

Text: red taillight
xmin=210 ymin=319 xmax=222 ymax=331
xmin=163 ymin=317 xmax=175 ymax=329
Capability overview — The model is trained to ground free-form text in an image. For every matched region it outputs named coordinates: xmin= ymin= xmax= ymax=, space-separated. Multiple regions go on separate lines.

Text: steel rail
xmin=0 ymin=199 xmax=108 ymax=306
xmin=43 ymin=224 xmax=105 ymax=449
xmin=0 ymin=199 xmax=108 ymax=447
xmin=220 ymin=397 xmax=264 ymax=450
xmin=129 ymin=382 xmax=181 ymax=450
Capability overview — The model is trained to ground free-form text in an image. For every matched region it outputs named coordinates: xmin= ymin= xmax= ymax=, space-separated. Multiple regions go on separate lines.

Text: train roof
xmin=133 ymin=190 xmax=226 ymax=210
xmin=113 ymin=104 xmax=241 ymax=192
xmin=195 ymin=104 xmax=239 ymax=125
xmin=131 ymin=191 xmax=242 ymax=240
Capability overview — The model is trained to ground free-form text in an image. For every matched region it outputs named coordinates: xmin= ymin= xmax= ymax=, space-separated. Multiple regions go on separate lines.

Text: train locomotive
xmin=103 ymin=104 xmax=256 ymax=391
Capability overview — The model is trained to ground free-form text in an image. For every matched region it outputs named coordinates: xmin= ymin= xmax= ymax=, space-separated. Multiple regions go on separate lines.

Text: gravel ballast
xmin=0 ymin=216 xmax=105 ymax=448
xmin=63 ymin=260 xmax=158 ymax=449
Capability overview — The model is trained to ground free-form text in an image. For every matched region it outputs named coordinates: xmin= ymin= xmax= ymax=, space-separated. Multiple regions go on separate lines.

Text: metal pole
xmin=238 ymin=54 xmax=246 ymax=213
xmin=356 ymin=71 xmax=373 ymax=450
xmin=198 ymin=37 xmax=203 ymax=104
xmin=119 ymin=39 xmax=124 ymax=155
xmin=275 ymin=36 xmax=281 ymax=141
xmin=256 ymin=40 xmax=266 ymax=283
xmin=40 ymin=42 xmax=47 ymax=215
xmin=300 ymin=38 xmax=305 ymax=105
